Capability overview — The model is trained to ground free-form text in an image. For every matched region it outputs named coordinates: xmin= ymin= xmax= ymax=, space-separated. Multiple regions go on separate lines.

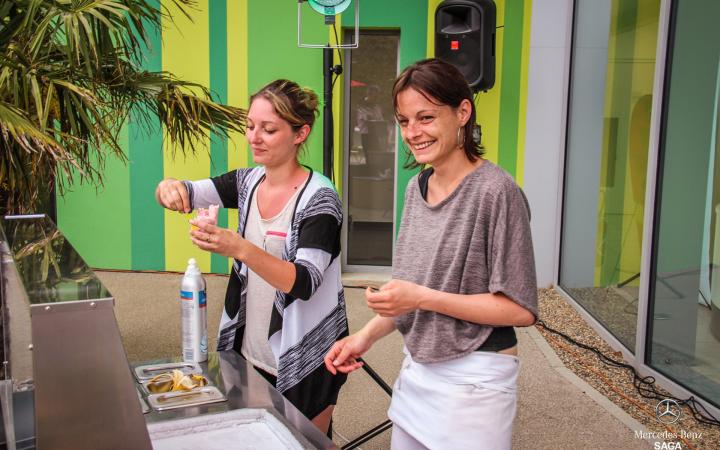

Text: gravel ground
xmin=537 ymin=288 xmax=719 ymax=450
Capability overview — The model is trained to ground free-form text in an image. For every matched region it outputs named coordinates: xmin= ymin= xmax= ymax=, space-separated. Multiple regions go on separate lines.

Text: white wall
xmin=523 ymin=0 xmax=574 ymax=287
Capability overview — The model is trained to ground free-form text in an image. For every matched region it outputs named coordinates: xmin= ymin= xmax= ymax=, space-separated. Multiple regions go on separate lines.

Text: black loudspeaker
xmin=435 ymin=0 xmax=496 ymax=92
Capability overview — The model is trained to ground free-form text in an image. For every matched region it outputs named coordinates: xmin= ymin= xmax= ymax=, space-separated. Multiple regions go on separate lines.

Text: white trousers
xmin=388 ymin=350 xmax=520 ymax=450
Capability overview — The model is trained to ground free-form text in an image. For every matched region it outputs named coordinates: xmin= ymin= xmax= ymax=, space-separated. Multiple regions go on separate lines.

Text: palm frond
xmin=136 ymin=73 xmax=246 ymax=154
xmin=0 ymin=100 xmax=64 ymax=153
xmin=0 ymin=0 xmax=245 ymax=214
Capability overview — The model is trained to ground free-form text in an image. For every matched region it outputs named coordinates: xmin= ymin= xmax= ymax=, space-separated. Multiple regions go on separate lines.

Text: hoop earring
xmin=457 ymin=127 xmax=464 ymax=148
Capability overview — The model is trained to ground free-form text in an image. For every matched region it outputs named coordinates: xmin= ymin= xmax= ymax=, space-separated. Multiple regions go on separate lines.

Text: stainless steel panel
xmin=1 ymin=215 xmax=115 ymax=387
xmin=0 ymin=380 xmax=16 ymax=450
xmin=0 ymin=234 xmax=33 ymax=387
xmin=32 ymin=303 xmax=151 ymax=450
xmin=1 ymin=216 xmax=152 ymax=449
xmin=29 ymin=297 xmax=113 ymax=316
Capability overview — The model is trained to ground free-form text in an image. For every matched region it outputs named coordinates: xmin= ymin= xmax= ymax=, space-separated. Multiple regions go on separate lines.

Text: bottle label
xmin=180 ymin=289 xmax=207 ymax=362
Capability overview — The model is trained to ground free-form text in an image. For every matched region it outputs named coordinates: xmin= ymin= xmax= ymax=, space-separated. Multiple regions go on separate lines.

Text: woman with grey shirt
xmin=324 ymin=59 xmax=538 ymax=449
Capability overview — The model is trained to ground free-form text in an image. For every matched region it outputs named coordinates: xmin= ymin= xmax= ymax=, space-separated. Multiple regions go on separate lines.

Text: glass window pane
xmin=346 ymin=32 xmax=399 ymax=266
xmin=560 ymin=0 xmax=660 ymax=351
xmin=649 ymin=0 xmax=720 ymax=407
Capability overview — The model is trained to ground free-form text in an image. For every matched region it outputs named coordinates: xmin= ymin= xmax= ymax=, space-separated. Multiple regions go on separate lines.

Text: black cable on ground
xmin=536 ymin=319 xmax=720 ymax=428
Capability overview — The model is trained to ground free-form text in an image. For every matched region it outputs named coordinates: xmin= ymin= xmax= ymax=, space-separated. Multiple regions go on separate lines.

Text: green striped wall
xmin=472 ymin=0 xmax=532 ymax=185
xmin=497 ymin=0 xmax=525 ymax=178
xmin=57 ymin=129 xmax=132 ymax=269
xmin=428 ymin=0 xmax=532 ymax=186
xmin=56 ymin=0 xmax=534 ymax=273
xmin=129 ymin=0 xmax=164 ymax=271
xmin=161 ymin=0 xmax=212 ymax=273
xmin=226 ymin=0 xmax=248 ymax=271
xmin=343 ymin=0 xmax=429 ymax=230
xmin=209 ymin=0 xmax=229 ymax=274
xmin=248 ymin=2 xmax=326 ymax=171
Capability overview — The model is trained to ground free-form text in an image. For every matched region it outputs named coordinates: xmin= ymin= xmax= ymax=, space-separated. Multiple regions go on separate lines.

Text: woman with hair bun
xmin=156 ymin=79 xmax=348 ymax=435
xmin=325 ymin=59 xmax=538 ymax=449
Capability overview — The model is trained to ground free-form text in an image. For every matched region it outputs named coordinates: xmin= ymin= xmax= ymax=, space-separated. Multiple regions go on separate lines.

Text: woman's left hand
xmin=365 ymin=279 xmax=428 ymax=317
xmin=189 ymin=219 xmax=246 ymax=259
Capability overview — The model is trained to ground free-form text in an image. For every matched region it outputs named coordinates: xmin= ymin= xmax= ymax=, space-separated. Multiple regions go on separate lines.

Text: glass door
xmin=559 ymin=0 xmax=661 ymax=351
xmin=647 ymin=0 xmax=720 ymax=407
xmin=343 ymin=31 xmax=400 ymax=267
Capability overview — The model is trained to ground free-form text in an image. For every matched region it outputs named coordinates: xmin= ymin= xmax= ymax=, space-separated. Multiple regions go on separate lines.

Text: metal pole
xmin=336 ymin=358 xmax=395 ymax=449
xmin=360 ymin=359 xmax=393 ymax=396
xmin=341 ymin=420 xmax=393 ymax=450
xmin=323 ymin=46 xmax=334 ymax=180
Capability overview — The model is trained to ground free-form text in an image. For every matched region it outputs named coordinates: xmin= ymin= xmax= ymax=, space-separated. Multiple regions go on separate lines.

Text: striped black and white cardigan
xmin=184 ymin=166 xmax=348 ymax=416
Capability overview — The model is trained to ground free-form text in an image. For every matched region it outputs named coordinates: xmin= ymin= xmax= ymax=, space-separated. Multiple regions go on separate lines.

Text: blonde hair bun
xmin=251 ymin=79 xmax=319 ymax=130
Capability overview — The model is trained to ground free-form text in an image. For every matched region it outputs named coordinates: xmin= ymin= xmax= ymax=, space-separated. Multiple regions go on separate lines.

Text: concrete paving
xmin=98 ymin=270 xmax=653 ymax=449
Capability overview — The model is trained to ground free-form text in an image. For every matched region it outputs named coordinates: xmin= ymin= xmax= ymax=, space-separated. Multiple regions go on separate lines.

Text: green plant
xmin=0 ymin=0 xmax=246 ymax=214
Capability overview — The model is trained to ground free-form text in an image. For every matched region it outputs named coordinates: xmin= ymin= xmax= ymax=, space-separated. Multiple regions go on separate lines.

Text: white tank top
xmin=240 ymin=185 xmax=301 ymax=375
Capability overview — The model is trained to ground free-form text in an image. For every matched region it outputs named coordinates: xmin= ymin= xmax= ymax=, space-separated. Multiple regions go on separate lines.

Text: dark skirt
xmin=254 ymin=363 xmax=347 ymax=420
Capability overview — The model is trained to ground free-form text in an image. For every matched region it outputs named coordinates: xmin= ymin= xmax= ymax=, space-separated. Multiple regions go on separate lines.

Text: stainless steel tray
xmin=148 ymin=408 xmax=311 ymax=449
xmin=133 ymin=362 xmax=202 ymax=382
xmin=137 ymin=388 xmax=150 ymax=414
xmin=147 ymin=386 xmax=226 ymax=411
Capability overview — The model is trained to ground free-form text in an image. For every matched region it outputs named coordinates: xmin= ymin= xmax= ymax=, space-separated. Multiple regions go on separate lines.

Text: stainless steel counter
xmin=1 ymin=215 xmax=152 ymax=450
xmin=0 ymin=215 xmax=336 ymax=450
xmin=137 ymin=352 xmax=337 ymax=450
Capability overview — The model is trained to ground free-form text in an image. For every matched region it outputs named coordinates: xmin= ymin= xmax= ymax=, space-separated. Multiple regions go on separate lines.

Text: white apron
xmin=388 ymin=349 xmax=520 ymax=450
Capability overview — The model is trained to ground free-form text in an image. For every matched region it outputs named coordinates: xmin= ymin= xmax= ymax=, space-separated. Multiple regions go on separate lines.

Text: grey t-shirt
xmin=392 ymin=161 xmax=538 ymax=363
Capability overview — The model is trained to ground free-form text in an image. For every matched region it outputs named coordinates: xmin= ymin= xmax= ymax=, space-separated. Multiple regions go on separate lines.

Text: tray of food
xmin=133 ymin=362 xmax=202 ymax=382
xmin=141 ymin=369 xmax=211 ymax=395
xmin=147 ymin=386 xmax=226 ymax=411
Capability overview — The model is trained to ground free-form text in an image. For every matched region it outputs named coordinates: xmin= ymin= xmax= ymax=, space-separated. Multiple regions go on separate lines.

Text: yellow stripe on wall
xmin=228 ymin=0 xmax=248 ymax=171
xmin=475 ymin=0 xmax=505 ymax=165
xmin=227 ymin=0 xmax=248 ymax=273
xmin=515 ymin=0 xmax=532 ymax=187
xmin=162 ymin=0 xmax=212 ymax=272
xmin=330 ymin=22 xmax=344 ymax=193
xmin=427 ymin=0 xmax=443 ymax=58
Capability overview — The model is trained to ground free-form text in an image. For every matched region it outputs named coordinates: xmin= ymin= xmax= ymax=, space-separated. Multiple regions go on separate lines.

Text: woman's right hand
xmin=156 ymin=178 xmax=191 ymax=213
xmin=324 ymin=332 xmax=373 ymax=375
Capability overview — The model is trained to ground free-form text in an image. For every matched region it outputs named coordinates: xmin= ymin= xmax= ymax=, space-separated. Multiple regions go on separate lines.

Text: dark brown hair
xmin=250 ymin=79 xmax=318 ymax=149
xmin=392 ymin=58 xmax=483 ymax=168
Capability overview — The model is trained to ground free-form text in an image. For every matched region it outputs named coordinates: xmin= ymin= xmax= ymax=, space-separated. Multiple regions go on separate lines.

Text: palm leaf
xmin=0 ymin=0 xmax=244 ymax=215
xmin=0 ymin=100 xmax=64 ymax=152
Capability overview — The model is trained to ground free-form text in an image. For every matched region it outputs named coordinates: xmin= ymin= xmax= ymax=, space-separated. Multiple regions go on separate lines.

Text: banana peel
xmin=146 ymin=369 xmax=208 ymax=393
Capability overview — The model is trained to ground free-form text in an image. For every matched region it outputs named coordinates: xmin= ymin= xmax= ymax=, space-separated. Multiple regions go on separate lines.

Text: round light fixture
xmin=307 ymin=0 xmax=352 ymax=16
